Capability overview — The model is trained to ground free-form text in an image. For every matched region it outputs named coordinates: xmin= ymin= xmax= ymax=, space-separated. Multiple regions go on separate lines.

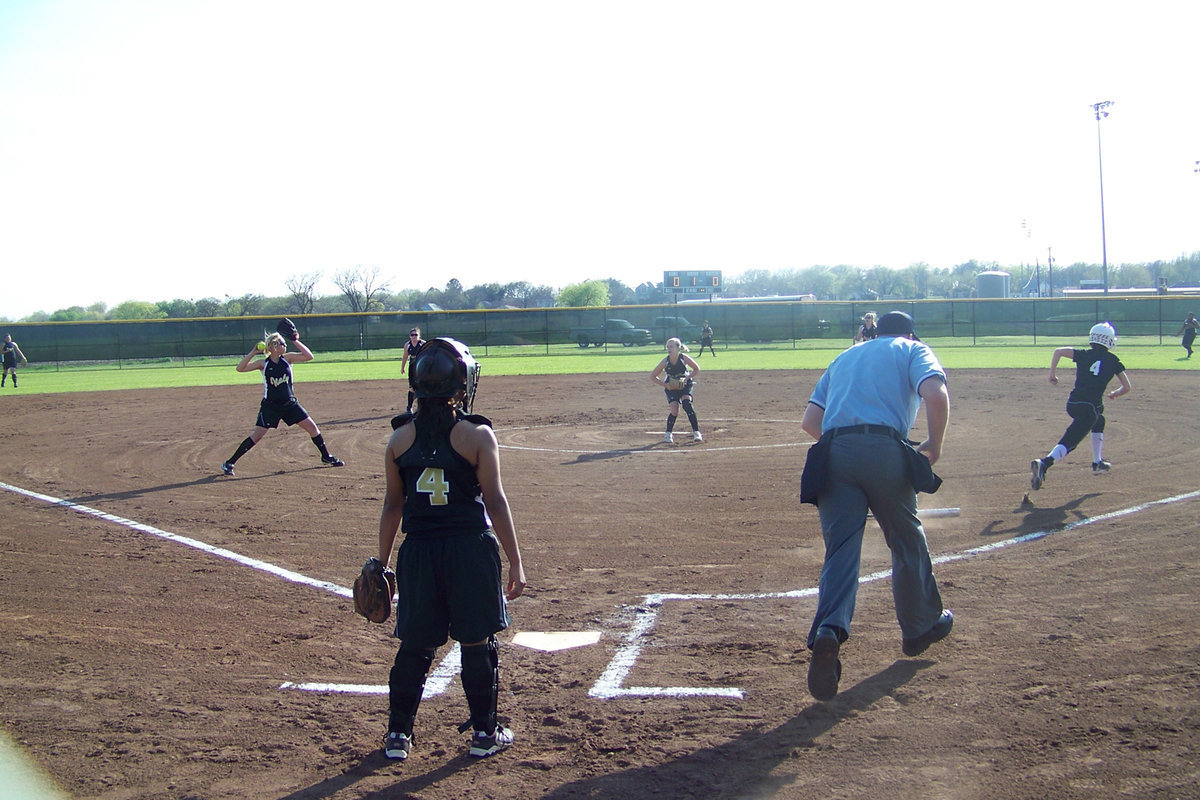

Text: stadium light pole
xmin=1092 ymin=101 xmax=1114 ymax=294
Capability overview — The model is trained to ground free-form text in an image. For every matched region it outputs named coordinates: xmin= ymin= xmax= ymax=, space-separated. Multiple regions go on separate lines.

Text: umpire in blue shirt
xmin=799 ymin=311 xmax=954 ymax=701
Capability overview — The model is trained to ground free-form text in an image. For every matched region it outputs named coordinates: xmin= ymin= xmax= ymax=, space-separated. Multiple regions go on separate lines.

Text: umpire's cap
xmin=876 ymin=311 xmax=920 ymax=340
xmin=411 ymin=337 xmax=481 ymax=413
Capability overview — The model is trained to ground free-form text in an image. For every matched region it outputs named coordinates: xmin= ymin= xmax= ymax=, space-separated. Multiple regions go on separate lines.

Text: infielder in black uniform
xmin=698 ymin=321 xmax=716 ymax=357
xmin=2 ymin=334 xmax=28 ymax=388
xmin=399 ymin=327 xmax=426 ymax=412
xmin=220 ymin=332 xmax=344 ymax=476
xmin=377 ymin=337 xmax=525 ymax=761
xmin=1031 ymin=322 xmax=1132 ymax=490
xmin=650 ymin=337 xmax=702 ymax=443
xmin=853 ymin=312 xmax=878 ymax=344
xmin=1176 ymin=313 xmax=1198 ymax=358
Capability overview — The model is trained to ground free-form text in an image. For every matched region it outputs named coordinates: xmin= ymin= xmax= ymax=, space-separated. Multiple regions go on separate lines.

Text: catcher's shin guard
xmin=459 ymin=636 xmax=500 ymax=733
xmin=389 ymin=644 xmax=435 ymax=735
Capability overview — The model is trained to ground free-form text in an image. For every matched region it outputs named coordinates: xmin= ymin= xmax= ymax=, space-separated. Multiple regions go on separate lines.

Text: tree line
xmin=11 ymin=254 xmax=1200 ymax=323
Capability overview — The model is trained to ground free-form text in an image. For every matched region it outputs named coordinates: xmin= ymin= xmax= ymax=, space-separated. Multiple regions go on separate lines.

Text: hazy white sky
xmin=1 ymin=0 xmax=1197 ymax=320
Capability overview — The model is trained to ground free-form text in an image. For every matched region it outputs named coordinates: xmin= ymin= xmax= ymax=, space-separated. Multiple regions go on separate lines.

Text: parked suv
xmin=649 ymin=316 xmax=704 ymax=344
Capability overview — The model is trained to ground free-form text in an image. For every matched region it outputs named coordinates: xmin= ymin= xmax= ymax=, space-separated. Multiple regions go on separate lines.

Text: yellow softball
xmin=256 ymin=341 xmax=266 ymax=352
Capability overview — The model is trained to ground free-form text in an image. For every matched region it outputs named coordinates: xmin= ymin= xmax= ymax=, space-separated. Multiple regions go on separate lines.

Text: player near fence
xmin=650 ymin=337 xmax=702 ymax=443
xmin=219 ymin=320 xmax=344 ymax=476
xmin=799 ymin=311 xmax=953 ymax=701
xmin=1176 ymin=312 xmax=1198 ymax=358
xmin=698 ymin=321 xmax=716 ymax=357
xmin=2 ymin=334 xmax=28 ymax=388
xmin=1030 ymin=322 xmax=1131 ymax=489
xmin=375 ymin=337 xmax=526 ymax=761
xmin=853 ymin=312 xmax=878 ymax=344
xmin=399 ymin=327 xmax=426 ymax=412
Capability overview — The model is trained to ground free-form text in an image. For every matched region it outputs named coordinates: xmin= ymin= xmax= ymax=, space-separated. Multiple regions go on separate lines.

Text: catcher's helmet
xmin=411 ymin=337 xmax=480 ymax=412
xmin=1089 ymin=322 xmax=1117 ymax=350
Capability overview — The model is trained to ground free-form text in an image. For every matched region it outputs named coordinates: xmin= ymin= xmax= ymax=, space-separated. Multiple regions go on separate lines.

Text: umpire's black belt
xmin=830 ymin=424 xmax=899 ymax=439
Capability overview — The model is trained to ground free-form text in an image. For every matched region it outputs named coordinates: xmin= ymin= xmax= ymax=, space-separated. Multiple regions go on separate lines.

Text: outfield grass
xmin=6 ymin=337 xmax=1192 ymax=395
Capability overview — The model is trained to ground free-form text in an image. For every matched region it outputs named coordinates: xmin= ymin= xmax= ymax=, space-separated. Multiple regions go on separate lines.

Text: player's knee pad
xmin=460 ymin=637 xmax=499 ymax=731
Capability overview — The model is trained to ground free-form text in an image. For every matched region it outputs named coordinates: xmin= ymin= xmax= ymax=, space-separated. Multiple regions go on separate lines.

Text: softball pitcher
xmin=650 ymin=337 xmax=702 ymax=443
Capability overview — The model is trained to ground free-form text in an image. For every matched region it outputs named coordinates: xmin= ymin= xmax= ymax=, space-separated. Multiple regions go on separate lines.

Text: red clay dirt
xmin=0 ymin=369 xmax=1197 ymax=799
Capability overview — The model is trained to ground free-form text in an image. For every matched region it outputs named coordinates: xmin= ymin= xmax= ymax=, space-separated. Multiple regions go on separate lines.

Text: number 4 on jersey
xmin=417 ymin=467 xmax=450 ymax=505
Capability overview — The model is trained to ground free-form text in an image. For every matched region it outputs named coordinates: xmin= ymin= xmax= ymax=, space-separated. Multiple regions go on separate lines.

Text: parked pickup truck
xmin=569 ymin=319 xmax=654 ymax=348
xmin=649 ymin=315 xmax=704 ymax=344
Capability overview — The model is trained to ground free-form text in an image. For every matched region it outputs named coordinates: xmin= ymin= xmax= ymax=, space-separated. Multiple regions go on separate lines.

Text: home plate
xmin=512 ymin=631 xmax=602 ymax=652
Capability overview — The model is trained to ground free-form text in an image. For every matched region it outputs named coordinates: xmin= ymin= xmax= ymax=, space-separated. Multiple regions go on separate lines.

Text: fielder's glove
xmin=353 ymin=557 xmax=397 ymax=623
xmin=666 ymin=376 xmax=688 ymax=391
xmin=277 ymin=317 xmax=300 ymax=341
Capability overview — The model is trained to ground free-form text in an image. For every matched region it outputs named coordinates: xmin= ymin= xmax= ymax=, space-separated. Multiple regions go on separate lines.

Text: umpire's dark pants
xmin=806 ymin=430 xmax=944 ymax=648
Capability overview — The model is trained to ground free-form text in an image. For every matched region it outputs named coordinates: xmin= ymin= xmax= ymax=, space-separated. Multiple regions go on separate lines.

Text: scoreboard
xmin=663 ymin=270 xmax=722 ymax=295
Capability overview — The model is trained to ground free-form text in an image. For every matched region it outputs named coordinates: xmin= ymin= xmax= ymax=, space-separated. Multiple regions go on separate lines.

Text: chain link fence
xmin=6 ymin=296 xmax=1195 ymax=369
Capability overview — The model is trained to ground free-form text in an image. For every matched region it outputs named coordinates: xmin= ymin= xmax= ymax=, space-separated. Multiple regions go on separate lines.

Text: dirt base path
xmin=1 ymin=369 xmax=1197 ymax=799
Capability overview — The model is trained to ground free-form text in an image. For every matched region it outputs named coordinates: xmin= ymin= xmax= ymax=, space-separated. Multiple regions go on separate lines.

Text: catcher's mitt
xmin=277 ymin=317 xmax=300 ymax=341
xmin=353 ymin=557 xmax=397 ymax=623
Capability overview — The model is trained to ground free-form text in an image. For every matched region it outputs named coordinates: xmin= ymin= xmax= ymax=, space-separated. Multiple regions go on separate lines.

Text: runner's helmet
xmin=1089 ymin=322 xmax=1117 ymax=349
xmin=411 ymin=337 xmax=481 ymax=412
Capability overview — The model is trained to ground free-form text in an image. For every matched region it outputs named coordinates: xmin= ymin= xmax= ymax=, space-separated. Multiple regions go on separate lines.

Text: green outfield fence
xmin=5 ymin=297 xmax=1197 ymax=369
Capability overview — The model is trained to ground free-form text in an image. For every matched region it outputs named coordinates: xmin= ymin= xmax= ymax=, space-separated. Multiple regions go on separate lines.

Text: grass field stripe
xmin=589 ymin=488 xmax=1200 ymax=699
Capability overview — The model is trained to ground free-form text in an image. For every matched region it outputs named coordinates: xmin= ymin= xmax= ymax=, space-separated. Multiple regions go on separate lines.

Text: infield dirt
xmin=1 ymin=369 xmax=1197 ymax=799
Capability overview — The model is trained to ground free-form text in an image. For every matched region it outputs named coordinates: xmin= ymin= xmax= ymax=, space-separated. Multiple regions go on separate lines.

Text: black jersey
xmin=1 ymin=341 xmax=17 ymax=368
xmin=262 ymin=357 xmax=295 ymax=404
xmin=395 ymin=414 xmax=491 ymax=537
xmin=664 ymin=355 xmax=689 ymax=381
xmin=1067 ymin=346 xmax=1125 ymax=406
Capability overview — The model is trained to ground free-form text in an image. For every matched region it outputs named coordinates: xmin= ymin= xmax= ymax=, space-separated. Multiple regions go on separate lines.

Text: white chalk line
xmin=0 ymin=481 xmax=352 ymax=598
xmin=7 ymin=479 xmax=1199 ymax=702
xmin=588 ymin=488 xmax=1200 ymax=700
xmin=501 ymin=442 xmax=804 ymax=455
xmin=0 ymin=480 xmax=463 ymax=696
xmin=280 ymin=642 xmax=462 ymax=699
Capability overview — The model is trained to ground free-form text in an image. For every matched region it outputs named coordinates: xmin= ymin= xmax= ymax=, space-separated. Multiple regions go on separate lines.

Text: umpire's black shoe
xmin=902 ymin=610 xmax=954 ymax=657
xmin=322 ymin=455 xmax=345 ymax=467
xmin=807 ymin=628 xmax=842 ymax=702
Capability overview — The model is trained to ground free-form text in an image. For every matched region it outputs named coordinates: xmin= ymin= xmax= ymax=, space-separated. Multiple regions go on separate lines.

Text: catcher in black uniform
xmin=1031 ymin=322 xmax=1132 ymax=490
xmin=219 ymin=320 xmax=344 ymax=476
xmin=375 ymin=337 xmax=526 ymax=761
